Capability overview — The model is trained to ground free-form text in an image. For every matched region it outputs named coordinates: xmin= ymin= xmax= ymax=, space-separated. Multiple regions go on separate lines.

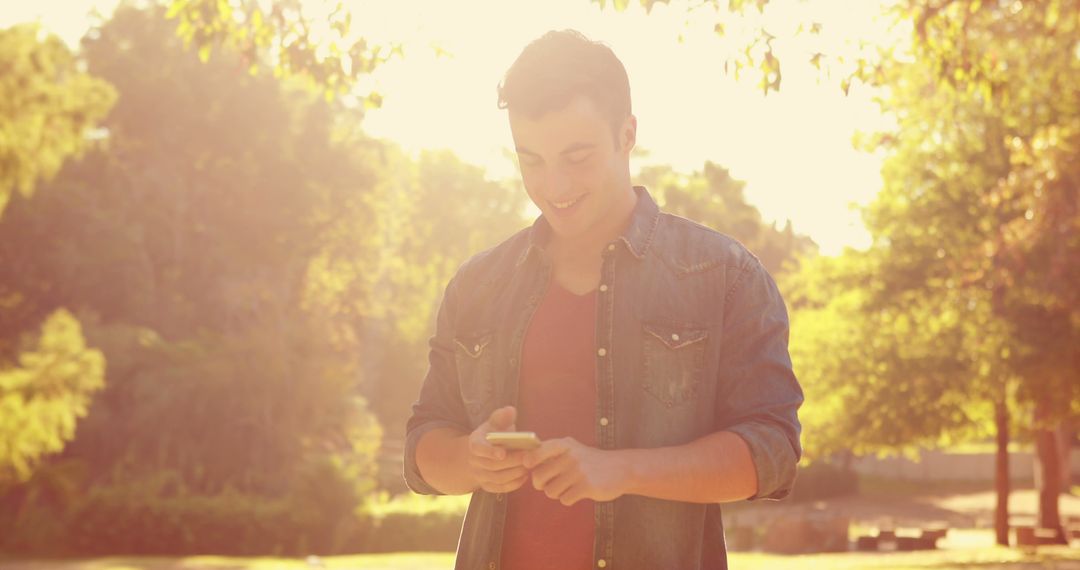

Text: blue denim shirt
xmin=404 ymin=186 xmax=803 ymax=570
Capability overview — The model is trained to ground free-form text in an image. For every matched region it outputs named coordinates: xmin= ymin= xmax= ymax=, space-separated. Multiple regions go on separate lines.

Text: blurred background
xmin=0 ymin=0 xmax=1077 ymax=568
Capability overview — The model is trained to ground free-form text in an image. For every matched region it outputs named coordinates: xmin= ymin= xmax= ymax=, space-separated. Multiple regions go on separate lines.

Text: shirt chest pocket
xmin=642 ymin=322 xmax=709 ymax=408
xmin=453 ymin=330 xmax=496 ymax=419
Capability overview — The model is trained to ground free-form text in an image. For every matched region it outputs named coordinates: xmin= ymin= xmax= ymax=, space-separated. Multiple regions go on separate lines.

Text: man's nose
xmin=546 ymin=166 xmax=574 ymax=199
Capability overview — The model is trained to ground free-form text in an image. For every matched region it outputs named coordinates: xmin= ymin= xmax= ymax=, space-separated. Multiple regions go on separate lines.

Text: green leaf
xmin=165 ymin=0 xmax=187 ymax=19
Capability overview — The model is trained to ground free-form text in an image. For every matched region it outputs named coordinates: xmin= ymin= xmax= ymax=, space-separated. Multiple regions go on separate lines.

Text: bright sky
xmin=4 ymin=0 xmax=902 ymax=255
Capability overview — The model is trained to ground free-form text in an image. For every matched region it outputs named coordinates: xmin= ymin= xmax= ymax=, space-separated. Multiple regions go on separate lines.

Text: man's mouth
xmin=551 ymin=195 xmax=584 ymax=210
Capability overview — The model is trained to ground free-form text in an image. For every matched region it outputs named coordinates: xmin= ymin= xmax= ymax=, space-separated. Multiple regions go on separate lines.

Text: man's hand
xmin=523 ymin=437 xmax=630 ymax=506
xmin=466 ymin=406 xmax=530 ymax=493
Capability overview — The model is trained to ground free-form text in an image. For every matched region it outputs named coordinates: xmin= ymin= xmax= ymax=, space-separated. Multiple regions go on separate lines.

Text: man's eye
xmin=568 ymin=154 xmax=592 ymax=165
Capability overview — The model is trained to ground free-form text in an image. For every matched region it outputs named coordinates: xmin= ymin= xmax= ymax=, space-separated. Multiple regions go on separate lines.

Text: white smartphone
xmin=486 ymin=431 xmax=541 ymax=450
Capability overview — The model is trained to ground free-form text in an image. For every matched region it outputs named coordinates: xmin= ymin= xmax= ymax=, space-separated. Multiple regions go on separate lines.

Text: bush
xmin=0 ymin=482 xmax=473 ymax=556
xmin=354 ymin=492 xmax=467 ymax=553
xmin=789 ymin=461 xmax=859 ymax=503
xmin=0 ymin=464 xmax=370 ymax=557
xmin=64 ymin=487 xmax=315 ymax=556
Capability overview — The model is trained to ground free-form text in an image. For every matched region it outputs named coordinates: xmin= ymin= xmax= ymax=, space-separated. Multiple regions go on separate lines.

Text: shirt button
xmin=488 ymin=563 xmax=497 ymax=570
xmin=597 ymin=348 xmax=607 ymax=357
xmin=496 ymin=493 xmax=504 ymax=502
xmin=607 ymin=244 xmax=616 ymax=251
xmin=671 ymin=333 xmax=680 ymax=342
xmin=597 ymin=560 xmax=607 ymax=568
xmin=474 ymin=344 xmax=481 ymax=352
xmin=599 ymin=284 xmax=609 ymax=292
xmin=600 ymin=417 xmax=609 ymax=427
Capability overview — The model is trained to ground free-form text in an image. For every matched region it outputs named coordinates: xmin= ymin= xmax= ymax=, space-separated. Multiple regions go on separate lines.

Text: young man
xmin=404 ymin=30 xmax=803 ymax=570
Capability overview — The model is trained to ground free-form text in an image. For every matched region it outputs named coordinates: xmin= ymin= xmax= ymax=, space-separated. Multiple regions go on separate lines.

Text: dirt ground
xmin=726 ymin=485 xmax=1080 ymax=547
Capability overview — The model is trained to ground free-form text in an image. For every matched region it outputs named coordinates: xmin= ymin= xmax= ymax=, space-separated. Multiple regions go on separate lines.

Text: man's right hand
xmin=466 ymin=405 xmax=529 ymax=493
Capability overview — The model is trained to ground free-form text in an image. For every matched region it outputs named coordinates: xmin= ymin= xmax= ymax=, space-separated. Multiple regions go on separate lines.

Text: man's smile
xmin=550 ymin=194 xmax=586 ymax=211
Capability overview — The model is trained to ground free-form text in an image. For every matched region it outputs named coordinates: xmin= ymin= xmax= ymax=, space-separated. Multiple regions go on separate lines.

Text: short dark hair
xmin=497 ymin=29 xmax=631 ymax=135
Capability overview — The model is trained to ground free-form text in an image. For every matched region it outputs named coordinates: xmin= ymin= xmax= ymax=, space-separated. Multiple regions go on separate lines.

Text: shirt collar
xmin=517 ymin=185 xmax=660 ymax=267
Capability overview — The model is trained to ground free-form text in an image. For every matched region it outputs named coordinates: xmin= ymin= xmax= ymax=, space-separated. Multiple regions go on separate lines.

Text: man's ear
xmin=619 ymin=114 xmax=637 ymax=155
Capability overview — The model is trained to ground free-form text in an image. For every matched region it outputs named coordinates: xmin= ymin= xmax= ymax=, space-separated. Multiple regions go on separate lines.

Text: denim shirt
xmin=404 ymin=186 xmax=803 ymax=570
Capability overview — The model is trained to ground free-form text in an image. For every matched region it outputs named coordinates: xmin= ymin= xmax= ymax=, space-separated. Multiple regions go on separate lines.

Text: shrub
xmin=789 ymin=461 xmax=859 ymax=503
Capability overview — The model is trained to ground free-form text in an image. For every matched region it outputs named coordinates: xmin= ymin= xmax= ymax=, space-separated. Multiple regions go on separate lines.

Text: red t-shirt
xmin=500 ymin=282 xmax=597 ymax=570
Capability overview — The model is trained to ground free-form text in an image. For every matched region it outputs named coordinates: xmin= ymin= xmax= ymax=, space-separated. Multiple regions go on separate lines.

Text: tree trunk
xmin=1033 ymin=400 xmax=1067 ymax=543
xmin=994 ymin=399 xmax=1010 ymax=546
xmin=1056 ymin=418 xmax=1074 ymax=495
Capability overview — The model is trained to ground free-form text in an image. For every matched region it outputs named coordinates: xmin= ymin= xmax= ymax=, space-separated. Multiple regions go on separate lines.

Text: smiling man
xmin=404 ymin=30 xmax=803 ymax=570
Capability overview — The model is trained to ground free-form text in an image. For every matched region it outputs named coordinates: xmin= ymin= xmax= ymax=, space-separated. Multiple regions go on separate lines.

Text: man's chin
xmin=547 ymin=220 xmax=594 ymax=244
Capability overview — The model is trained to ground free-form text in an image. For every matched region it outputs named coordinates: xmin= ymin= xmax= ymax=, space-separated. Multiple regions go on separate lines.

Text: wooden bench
xmin=1015 ymin=526 xmax=1065 ymax=548
xmin=853 ymin=527 xmax=945 ymax=552
xmin=854 ymin=535 xmax=878 ymax=551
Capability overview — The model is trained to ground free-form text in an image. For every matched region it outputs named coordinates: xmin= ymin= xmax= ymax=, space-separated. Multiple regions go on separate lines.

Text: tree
xmin=0 ymin=22 xmax=113 ymax=495
xmin=165 ymin=0 xmax=398 ymax=103
xmin=0 ymin=310 xmax=105 ymax=487
xmin=0 ymin=24 xmax=115 ymax=217
xmin=637 ymin=162 xmax=816 ymax=275
xmin=305 ymin=143 xmax=529 ymax=439
xmin=0 ymin=5 xmax=383 ymax=542
xmin=856 ymin=0 xmax=1080 ymax=540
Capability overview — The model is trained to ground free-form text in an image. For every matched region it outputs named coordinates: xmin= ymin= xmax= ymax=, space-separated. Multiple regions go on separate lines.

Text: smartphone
xmin=486 ymin=431 xmax=541 ymax=450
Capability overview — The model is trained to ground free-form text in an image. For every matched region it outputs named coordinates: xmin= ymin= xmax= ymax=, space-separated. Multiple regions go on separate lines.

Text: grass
xmin=2 ymin=547 xmax=1078 ymax=570
xmin=363 ymin=491 xmax=470 ymax=518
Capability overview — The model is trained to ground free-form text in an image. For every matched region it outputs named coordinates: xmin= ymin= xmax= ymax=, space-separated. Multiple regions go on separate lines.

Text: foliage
xmin=347 ymin=147 xmax=529 ymax=436
xmin=788 ymin=252 xmax=1005 ymax=460
xmin=597 ymin=0 xmax=793 ymax=94
xmin=0 ymin=4 xmax=382 ymax=548
xmin=780 ymin=0 xmax=1079 ymax=473
xmin=787 ymin=461 xmax=858 ymax=503
xmin=3 ymin=481 xmax=346 ymax=556
xmin=0 ymin=311 xmax=105 ymax=485
xmin=0 ymin=24 xmax=116 ymax=217
xmin=638 ymin=162 xmax=816 ymax=276
xmin=164 ymin=0 xmax=399 ymax=102
xmin=859 ymin=0 xmax=1080 ymax=417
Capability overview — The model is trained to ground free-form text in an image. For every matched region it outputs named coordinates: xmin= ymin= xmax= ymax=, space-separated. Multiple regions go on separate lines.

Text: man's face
xmin=509 ymin=95 xmax=636 ymax=242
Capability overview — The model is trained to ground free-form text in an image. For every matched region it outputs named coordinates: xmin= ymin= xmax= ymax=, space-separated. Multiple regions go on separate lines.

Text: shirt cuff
xmin=726 ymin=421 xmax=799 ymax=501
xmin=403 ymin=419 xmax=470 ymax=495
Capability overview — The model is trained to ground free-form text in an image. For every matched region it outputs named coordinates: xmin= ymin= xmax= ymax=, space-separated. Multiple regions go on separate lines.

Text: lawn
xmin=2 ymin=547 xmax=1079 ymax=570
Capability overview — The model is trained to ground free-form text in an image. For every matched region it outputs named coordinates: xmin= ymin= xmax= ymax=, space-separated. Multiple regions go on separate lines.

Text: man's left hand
xmin=522 ymin=437 xmax=630 ymax=506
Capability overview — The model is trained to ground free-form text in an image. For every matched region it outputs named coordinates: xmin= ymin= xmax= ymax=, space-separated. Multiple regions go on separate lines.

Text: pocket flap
xmin=643 ymin=322 xmax=708 ymax=350
xmin=455 ymin=331 xmax=494 ymax=358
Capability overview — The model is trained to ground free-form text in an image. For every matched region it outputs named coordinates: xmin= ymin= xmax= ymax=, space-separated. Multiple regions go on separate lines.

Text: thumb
xmin=487 ymin=406 xmax=517 ymax=431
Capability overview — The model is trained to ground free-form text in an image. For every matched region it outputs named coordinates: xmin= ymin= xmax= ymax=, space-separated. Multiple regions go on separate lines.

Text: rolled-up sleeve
xmin=403 ymin=272 xmax=472 ymax=495
xmin=714 ymin=256 xmax=804 ymax=501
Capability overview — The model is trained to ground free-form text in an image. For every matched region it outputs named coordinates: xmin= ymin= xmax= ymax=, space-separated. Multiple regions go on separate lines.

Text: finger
xmin=489 ymin=466 xmax=528 ymax=486
xmin=469 ymin=436 xmax=507 ymax=461
xmin=531 ymin=454 xmax=572 ymax=491
xmin=541 ymin=470 xmax=578 ymax=501
xmin=486 ymin=405 xmax=517 ymax=431
xmin=483 ymin=473 xmax=530 ymax=494
xmin=471 ymin=452 xmax=527 ymax=472
xmin=558 ymin=482 xmax=586 ymax=506
xmin=523 ymin=438 xmax=570 ymax=469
